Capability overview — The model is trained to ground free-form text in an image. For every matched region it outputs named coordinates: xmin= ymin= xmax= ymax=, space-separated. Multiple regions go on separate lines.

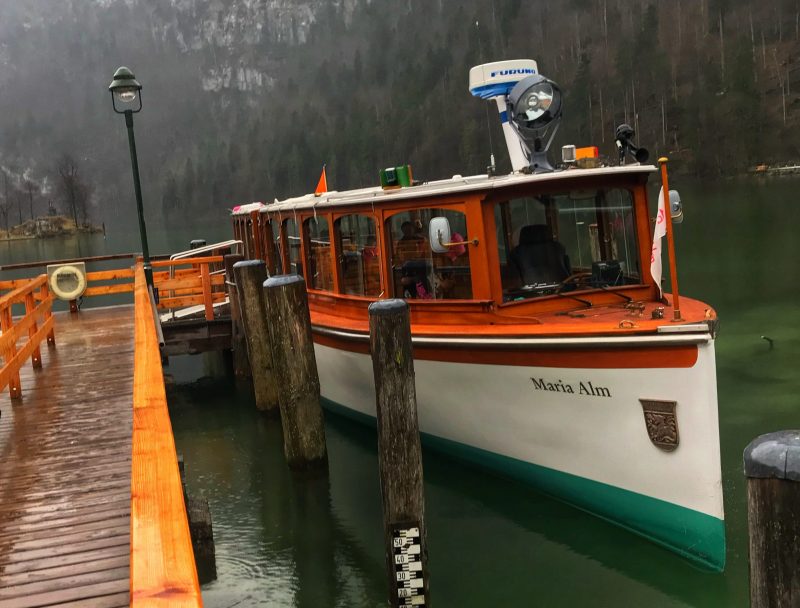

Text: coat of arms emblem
xmin=639 ymin=399 xmax=679 ymax=452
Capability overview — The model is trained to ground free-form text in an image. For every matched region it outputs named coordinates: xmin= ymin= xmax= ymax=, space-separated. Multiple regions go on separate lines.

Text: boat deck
xmin=0 ymin=306 xmax=134 ymax=608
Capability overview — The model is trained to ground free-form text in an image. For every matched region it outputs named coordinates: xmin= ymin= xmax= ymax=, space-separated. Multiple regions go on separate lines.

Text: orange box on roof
xmin=575 ymin=146 xmax=599 ymax=159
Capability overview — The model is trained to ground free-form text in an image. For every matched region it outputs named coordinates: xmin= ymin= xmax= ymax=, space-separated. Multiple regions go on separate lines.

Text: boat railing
xmin=0 ymin=274 xmax=56 ymax=400
xmin=167 ymin=240 xmax=242 ymax=279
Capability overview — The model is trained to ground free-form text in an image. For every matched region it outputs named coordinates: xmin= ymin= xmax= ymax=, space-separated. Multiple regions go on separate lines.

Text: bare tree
xmin=1 ymin=171 xmax=11 ymax=234
xmin=24 ymin=179 xmax=39 ymax=220
xmin=15 ymin=186 xmax=23 ymax=225
xmin=56 ymin=154 xmax=92 ymax=228
xmin=0 ymin=203 xmax=9 ymax=235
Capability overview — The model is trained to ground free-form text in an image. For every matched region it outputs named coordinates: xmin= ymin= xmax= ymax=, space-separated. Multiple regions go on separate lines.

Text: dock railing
xmin=0 ymin=274 xmax=55 ymax=399
xmin=152 ymin=256 xmax=226 ymax=321
xmin=1 ymin=254 xmax=228 ymax=324
xmin=131 ymin=262 xmax=202 ymax=606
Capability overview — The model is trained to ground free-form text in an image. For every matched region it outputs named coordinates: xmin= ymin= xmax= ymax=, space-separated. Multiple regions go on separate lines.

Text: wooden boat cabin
xmin=231 ymin=165 xmax=708 ymax=332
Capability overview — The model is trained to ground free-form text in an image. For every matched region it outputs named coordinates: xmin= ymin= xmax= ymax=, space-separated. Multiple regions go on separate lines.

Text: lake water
xmin=2 ymin=177 xmax=798 ymax=607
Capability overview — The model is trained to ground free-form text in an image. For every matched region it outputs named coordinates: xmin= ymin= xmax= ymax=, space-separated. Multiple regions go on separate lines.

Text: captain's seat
xmin=509 ymin=224 xmax=571 ymax=285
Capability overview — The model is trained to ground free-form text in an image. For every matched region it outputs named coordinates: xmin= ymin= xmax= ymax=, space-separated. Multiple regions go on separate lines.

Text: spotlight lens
xmin=114 ymin=87 xmax=138 ymax=103
xmin=521 ymin=83 xmax=554 ymax=120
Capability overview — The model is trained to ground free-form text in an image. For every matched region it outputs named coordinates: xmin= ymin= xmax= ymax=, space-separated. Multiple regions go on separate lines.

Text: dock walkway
xmin=0 ymin=306 xmax=134 ymax=607
xmin=0 ymin=261 xmax=207 ymax=607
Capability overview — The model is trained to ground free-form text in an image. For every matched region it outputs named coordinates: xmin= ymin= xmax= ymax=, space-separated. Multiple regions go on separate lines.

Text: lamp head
xmin=506 ymin=74 xmax=563 ymax=173
xmin=507 ymin=74 xmax=562 ymax=134
xmin=109 ymin=66 xmax=142 ymax=113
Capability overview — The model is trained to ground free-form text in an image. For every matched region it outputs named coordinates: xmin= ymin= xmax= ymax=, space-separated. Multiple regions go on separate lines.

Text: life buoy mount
xmin=46 ymin=262 xmax=87 ymax=301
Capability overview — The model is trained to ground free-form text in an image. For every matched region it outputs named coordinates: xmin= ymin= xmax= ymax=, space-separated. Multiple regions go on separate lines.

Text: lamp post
xmin=108 ymin=66 xmax=153 ymax=288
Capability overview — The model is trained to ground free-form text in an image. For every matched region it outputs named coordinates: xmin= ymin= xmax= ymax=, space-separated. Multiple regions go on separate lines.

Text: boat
xmin=230 ymin=59 xmax=725 ymax=570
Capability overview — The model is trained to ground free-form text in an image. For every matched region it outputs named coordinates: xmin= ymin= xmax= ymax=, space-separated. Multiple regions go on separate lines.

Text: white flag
xmin=650 ymin=187 xmax=667 ymax=297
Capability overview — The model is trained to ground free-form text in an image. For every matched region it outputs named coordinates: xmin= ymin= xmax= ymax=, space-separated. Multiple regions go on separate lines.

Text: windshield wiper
xmin=597 ymin=285 xmax=632 ymax=302
xmin=554 ymin=290 xmax=593 ymax=308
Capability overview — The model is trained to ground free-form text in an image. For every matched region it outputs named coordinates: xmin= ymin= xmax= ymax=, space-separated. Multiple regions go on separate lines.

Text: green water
xmin=2 ymin=177 xmax=798 ymax=606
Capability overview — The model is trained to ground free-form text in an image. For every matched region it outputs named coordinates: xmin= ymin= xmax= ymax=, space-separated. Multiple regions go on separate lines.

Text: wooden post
xmin=39 ymin=283 xmax=55 ymax=347
xmin=24 ymin=292 xmax=42 ymax=369
xmin=744 ymin=430 xmax=800 ymax=607
xmin=0 ymin=307 xmax=22 ymax=400
xmin=368 ymin=299 xmax=428 ymax=608
xmin=224 ymin=254 xmax=250 ymax=377
xmin=186 ymin=494 xmax=216 ymax=584
xmin=263 ymin=274 xmax=327 ymax=470
xmin=200 ymin=262 xmax=214 ymax=321
xmin=233 ymin=260 xmax=280 ymax=413
xmin=177 ymin=455 xmax=217 ymax=584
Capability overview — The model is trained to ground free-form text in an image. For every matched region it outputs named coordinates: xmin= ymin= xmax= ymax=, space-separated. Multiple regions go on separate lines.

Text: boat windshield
xmin=494 ymin=188 xmax=640 ymax=302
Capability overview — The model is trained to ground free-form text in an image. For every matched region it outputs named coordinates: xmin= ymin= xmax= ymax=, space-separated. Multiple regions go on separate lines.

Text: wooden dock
xmin=0 ymin=305 xmax=134 ymax=607
xmin=0 ymin=262 xmax=205 ymax=607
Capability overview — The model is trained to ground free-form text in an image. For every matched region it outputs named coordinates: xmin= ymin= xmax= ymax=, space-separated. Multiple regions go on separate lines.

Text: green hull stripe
xmin=321 ymin=397 xmax=726 ymax=571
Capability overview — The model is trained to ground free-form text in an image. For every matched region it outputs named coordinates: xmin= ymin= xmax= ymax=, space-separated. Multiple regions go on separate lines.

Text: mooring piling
xmin=744 ymin=430 xmax=800 ymax=607
xmin=224 ymin=253 xmax=250 ymax=377
xmin=233 ymin=259 xmax=280 ymax=413
xmin=263 ymin=274 xmax=328 ymax=470
xmin=368 ymin=299 xmax=429 ymax=608
xmin=178 ymin=454 xmax=217 ymax=584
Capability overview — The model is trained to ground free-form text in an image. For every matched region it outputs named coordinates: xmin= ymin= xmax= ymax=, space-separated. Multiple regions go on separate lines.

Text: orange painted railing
xmin=131 ymin=263 xmax=202 ymax=607
xmin=0 ymin=275 xmax=55 ymax=399
xmin=152 ymin=256 xmax=226 ymax=321
xmin=0 ymin=256 xmax=227 ymax=321
xmin=0 ymin=268 xmax=135 ymax=310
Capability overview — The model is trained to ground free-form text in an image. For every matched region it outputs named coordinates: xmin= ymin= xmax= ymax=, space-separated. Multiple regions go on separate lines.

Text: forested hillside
xmin=0 ymin=0 xmax=798 ymax=225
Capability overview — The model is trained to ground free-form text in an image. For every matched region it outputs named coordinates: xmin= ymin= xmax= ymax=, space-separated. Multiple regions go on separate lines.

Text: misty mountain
xmin=0 ymin=0 xmax=798 ymax=226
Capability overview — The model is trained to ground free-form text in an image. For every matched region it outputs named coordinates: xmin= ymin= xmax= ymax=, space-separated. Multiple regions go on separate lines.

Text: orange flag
xmin=314 ymin=165 xmax=328 ymax=196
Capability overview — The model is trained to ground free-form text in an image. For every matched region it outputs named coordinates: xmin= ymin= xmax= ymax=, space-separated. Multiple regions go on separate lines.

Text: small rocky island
xmin=0 ymin=216 xmax=103 ymax=240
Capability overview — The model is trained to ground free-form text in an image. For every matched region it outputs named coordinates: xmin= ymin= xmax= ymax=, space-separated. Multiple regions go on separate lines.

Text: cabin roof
xmin=231 ymin=165 xmax=656 ymax=215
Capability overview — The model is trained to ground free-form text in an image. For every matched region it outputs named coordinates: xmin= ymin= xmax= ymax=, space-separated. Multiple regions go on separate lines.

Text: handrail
xmin=152 ymin=256 xmax=226 ymax=321
xmin=1 ymin=256 xmax=228 ymax=321
xmin=0 ymin=274 xmax=56 ymax=400
xmin=151 ymin=256 xmax=223 ymax=268
xmin=0 ymin=253 xmax=136 ymax=272
xmin=0 ymin=252 xmax=173 ymax=272
xmin=168 ymin=239 xmax=241 ymax=261
xmin=131 ymin=263 xmax=202 ymax=607
xmin=0 ymin=268 xmax=136 ymax=302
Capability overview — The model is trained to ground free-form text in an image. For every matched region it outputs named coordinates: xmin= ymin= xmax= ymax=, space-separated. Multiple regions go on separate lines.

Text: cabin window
xmin=305 ymin=216 xmax=334 ymax=291
xmin=494 ymin=188 xmax=640 ymax=302
xmin=386 ymin=209 xmax=473 ymax=299
xmin=270 ymin=218 xmax=283 ymax=274
xmin=283 ymin=218 xmax=303 ymax=276
xmin=335 ymin=214 xmax=381 ymax=297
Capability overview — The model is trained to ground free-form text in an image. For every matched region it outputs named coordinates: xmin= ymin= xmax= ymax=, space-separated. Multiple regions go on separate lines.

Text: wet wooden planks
xmin=0 ymin=306 xmax=134 ymax=608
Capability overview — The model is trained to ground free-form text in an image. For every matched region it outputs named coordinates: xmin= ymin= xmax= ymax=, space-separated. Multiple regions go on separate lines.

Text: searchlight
xmin=469 ymin=60 xmax=562 ymax=173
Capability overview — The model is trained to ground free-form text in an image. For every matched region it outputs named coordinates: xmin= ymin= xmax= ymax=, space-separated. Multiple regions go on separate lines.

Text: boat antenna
xmin=475 ymin=20 xmax=496 ymax=171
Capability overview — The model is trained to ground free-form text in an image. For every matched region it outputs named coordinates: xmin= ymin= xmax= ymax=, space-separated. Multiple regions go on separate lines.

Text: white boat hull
xmin=313 ymin=333 xmax=725 ymax=570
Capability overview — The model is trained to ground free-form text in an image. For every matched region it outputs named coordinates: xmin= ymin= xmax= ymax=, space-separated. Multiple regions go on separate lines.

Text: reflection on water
xmin=4 ymin=179 xmax=799 ymax=606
